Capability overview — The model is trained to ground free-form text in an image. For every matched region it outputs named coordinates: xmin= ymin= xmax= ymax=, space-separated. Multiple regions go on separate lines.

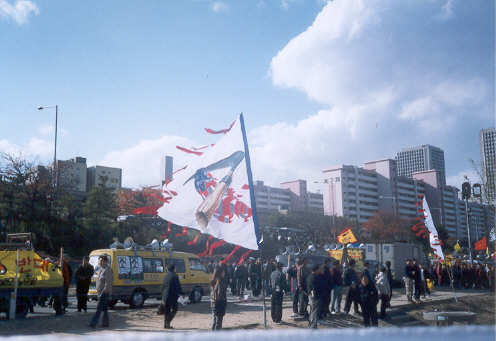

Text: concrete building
xmin=479 ymin=128 xmax=495 ymax=201
xmin=321 ymin=159 xmax=487 ymax=240
xmin=87 ymin=165 xmax=122 ymax=192
xmin=57 ymin=157 xmax=88 ymax=195
xmin=395 ymin=144 xmax=446 ymax=186
xmin=253 ymin=180 xmax=323 ymax=221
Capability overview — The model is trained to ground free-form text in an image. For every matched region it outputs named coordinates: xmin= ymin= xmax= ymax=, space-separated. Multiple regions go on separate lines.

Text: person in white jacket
xmin=375 ymin=268 xmax=391 ymax=319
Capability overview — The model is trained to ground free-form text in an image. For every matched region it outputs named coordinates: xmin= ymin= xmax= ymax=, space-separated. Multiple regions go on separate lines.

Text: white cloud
xmin=99 ymin=135 xmax=202 ymax=189
xmin=257 ymin=1 xmax=266 ymax=10
xmin=281 ymin=0 xmax=303 ymax=10
xmin=211 ymin=1 xmax=228 ymax=13
xmin=0 ymin=0 xmax=39 ymax=25
xmin=446 ymin=168 xmax=480 ymax=190
xmin=264 ymin=0 xmax=492 ymax=191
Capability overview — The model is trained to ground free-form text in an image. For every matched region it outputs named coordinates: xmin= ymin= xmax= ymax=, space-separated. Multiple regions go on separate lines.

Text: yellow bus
xmin=88 ymin=248 xmax=211 ymax=308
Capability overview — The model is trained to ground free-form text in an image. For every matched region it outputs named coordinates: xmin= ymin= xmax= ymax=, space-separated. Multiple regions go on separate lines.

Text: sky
xmin=1 ymin=0 xmax=494 ymax=193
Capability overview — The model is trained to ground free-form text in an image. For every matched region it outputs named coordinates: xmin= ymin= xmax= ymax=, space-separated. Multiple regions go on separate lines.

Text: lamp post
xmin=37 ymin=105 xmax=58 ymax=187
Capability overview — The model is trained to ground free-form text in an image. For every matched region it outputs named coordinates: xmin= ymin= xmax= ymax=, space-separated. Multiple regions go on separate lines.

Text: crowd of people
xmin=33 ymin=254 xmax=493 ymax=331
xmin=403 ymin=258 xmax=495 ymax=304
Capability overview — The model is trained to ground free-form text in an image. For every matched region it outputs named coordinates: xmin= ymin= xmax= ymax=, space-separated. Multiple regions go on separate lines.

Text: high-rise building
xmin=395 ymin=145 xmax=446 ymax=186
xmin=479 ymin=128 xmax=495 ymax=201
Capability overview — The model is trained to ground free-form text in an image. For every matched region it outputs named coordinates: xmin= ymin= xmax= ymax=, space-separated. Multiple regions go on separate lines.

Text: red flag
xmin=475 ymin=237 xmax=487 ymax=251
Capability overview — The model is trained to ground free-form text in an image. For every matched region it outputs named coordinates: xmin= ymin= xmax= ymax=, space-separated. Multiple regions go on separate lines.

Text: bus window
xmin=142 ymin=258 xmax=164 ymax=273
xmin=189 ymin=258 xmax=209 ymax=273
xmin=164 ymin=258 xmax=186 ymax=273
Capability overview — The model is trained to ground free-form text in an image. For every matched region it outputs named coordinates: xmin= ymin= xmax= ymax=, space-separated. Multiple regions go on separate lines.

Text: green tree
xmin=81 ymin=176 xmax=119 ymax=251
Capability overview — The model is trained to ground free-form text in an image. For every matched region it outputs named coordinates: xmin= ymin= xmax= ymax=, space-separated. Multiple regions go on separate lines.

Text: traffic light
xmin=462 ymin=182 xmax=471 ymax=199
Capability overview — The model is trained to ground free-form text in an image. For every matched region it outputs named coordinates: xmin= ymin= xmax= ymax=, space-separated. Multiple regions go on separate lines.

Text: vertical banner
xmin=157 ymin=114 xmax=260 ymax=250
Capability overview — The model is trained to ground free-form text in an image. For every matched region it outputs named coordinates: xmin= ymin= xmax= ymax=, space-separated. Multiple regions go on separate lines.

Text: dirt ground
xmin=1 ymin=290 xmax=494 ymax=336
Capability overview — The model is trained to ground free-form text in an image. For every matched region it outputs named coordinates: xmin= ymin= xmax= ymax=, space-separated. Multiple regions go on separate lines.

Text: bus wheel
xmin=189 ymin=288 xmax=202 ymax=303
xmin=129 ymin=291 xmax=146 ymax=309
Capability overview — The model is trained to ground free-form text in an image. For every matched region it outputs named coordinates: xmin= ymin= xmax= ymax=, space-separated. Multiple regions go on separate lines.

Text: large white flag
xmin=421 ymin=197 xmax=445 ymax=261
xmin=157 ymin=114 xmax=260 ymax=250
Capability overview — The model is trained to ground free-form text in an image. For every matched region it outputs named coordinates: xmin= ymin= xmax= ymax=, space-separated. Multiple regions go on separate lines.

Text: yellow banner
xmin=337 ymin=227 xmax=358 ymax=244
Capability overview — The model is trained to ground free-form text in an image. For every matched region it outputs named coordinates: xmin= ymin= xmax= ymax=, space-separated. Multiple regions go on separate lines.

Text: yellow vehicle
xmin=0 ymin=234 xmax=64 ymax=318
xmin=88 ymin=245 xmax=211 ymax=308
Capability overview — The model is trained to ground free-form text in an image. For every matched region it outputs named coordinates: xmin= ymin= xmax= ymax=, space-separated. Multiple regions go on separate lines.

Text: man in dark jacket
xmin=412 ymin=259 xmax=422 ymax=302
xmin=329 ymin=260 xmax=343 ymax=314
xmin=358 ymin=274 xmax=379 ymax=327
xmin=343 ymin=259 xmax=361 ymax=315
xmin=234 ymin=261 xmax=248 ymax=298
xmin=75 ymin=256 xmax=94 ymax=313
xmin=307 ymin=264 xmax=323 ymax=328
xmin=287 ymin=261 xmax=299 ymax=317
xmin=269 ymin=262 xmax=287 ymax=323
xmin=162 ymin=263 xmax=185 ymax=329
xmin=297 ymin=257 xmax=310 ymax=317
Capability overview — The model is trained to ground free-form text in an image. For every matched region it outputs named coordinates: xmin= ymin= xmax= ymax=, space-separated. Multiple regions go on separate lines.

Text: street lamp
xmin=37 ymin=105 xmax=58 ymax=186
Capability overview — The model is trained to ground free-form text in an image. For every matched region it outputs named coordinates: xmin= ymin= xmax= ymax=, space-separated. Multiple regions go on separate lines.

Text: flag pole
xmin=239 ymin=113 xmax=266 ymax=327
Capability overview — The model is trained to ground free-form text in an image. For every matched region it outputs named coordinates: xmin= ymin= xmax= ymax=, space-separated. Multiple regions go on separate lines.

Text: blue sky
xmin=1 ymin=0 xmax=494 ymax=193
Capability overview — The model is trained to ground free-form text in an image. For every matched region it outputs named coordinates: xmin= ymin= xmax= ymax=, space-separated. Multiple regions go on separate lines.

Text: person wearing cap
xmin=269 ymin=262 xmax=287 ymax=323
xmin=75 ymin=256 xmax=94 ymax=313
xmin=87 ymin=255 xmax=113 ymax=328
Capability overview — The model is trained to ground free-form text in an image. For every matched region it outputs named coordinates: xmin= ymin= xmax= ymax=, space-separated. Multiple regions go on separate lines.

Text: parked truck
xmin=364 ymin=242 xmax=427 ymax=282
xmin=0 ymin=234 xmax=64 ymax=319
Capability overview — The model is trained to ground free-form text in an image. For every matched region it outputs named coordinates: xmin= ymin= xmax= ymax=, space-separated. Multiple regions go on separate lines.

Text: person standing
xmin=297 ymin=257 xmax=310 ymax=318
xmin=234 ymin=260 xmax=248 ymax=298
xmin=162 ymin=263 xmax=186 ymax=329
xmin=375 ymin=268 xmax=391 ymax=319
xmin=404 ymin=259 xmax=414 ymax=303
xmin=61 ymin=254 xmax=73 ymax=310
xmin=210 ymin=266 xmax=227 ymax=330
xmin=385 ymin=261 xmax=394 ymax=307
xmin=306 ymin=264 xmax=322 ymax=329
xmin=287 ymin=261 xmax=299 ymax=317
xmin=269 ymin=262 xmax=287 ymax=323
xmin=412 ymin=259 xmax=422 ymax=302
xmin=343 ymin=259 xmax=361 ymax=315
xmin=319 ymin=258 xmax=333 ymax=319
xmin=359 ymin=274 xmax=379 ymax=327
xmin=419 ymin=263 xmax=432 ymax=298
xmin=363 ymin=262 xmax=373 ymax=283
xmin=329 ymin=260 xmax=343 ymax=314
xmin=75 ymin=256 xmax=94 ymax=313
xmin=87 ymin=255 xmax=113 ymax=329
